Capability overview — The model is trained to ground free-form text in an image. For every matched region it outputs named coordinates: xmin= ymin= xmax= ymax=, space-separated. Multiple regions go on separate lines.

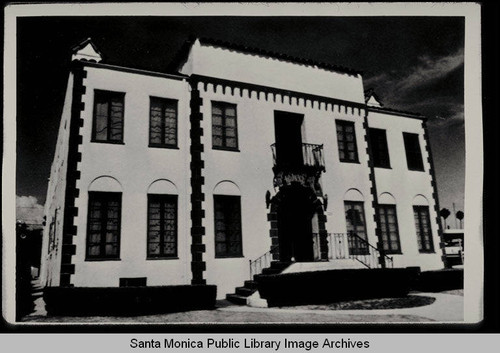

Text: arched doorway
xmin=274 ymin=184 xmax=322 ymax=262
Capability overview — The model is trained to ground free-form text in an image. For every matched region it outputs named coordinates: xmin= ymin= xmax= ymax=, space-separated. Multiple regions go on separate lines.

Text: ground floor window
xmin=214 ymin=195 xmax=242 ymax=257
xmin=344 ymin=201 xmax=368 ymax=255
xmin=378 ymin=204 xmax=402 ymax=254
xmin=86 ymin=192 xmax=121 ymax=259
xmin=147 ymin=194 xmax=178 ymax=258
xmin=413 ymin=205 xmax=434 ymax=252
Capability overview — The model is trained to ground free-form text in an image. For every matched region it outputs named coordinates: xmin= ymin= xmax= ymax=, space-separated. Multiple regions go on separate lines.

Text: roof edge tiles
xmin=368 ymin=106 xmax=426 ymax=120
xmin=168 ymin=37 xmax=362 ymax=77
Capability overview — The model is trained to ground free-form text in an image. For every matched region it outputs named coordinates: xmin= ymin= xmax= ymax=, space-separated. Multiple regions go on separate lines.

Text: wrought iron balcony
xmin=270 ymin=142 xmax=326 ymax=172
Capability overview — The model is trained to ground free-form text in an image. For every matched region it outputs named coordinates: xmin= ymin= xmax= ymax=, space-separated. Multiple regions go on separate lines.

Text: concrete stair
xmin=226 ymin=261 xmax=291 ymax=305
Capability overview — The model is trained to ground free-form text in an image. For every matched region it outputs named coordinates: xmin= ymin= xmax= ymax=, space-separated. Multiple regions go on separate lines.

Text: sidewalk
xmin=21 ymin=291 xmax=462 ymax=324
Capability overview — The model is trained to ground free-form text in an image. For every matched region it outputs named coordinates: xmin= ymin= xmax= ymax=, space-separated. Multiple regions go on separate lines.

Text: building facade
xmin=40 ymin=38 xmax=446 ymax=300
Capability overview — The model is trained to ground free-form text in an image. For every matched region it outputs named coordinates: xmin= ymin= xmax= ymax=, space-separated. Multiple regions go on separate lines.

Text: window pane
xmin=94 ymin=101 xmax=108 ymax=140
xmin=214 ymin=195 xmax=242 ymax=257
xmin=147 ymin=195 xmax=177 ymax=257
xmin=109 ymin=100 xmax=123 ymax=141
xmin=212 ymin=102 xmax=238 ymax=149
xmin=93 ymin=91 xmax=124 ymax=142
xmin=336 ymin=121 xmax=358 ymax=162
xmin=150 ymin=104 xmax=163 ymax=144
xmin=87 ymin=192 xmax=121 ymax=258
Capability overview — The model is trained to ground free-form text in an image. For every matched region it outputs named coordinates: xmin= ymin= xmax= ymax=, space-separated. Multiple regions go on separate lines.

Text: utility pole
xmin=453 ymin=202 xmax=457 ymax=228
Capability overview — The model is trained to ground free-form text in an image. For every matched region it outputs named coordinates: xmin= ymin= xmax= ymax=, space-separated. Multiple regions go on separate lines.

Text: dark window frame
xmin=149 ymin=97 xmax=178 ymax=149
xmin=344 ymin=201 xmax=368 ymax=255
xmin=413 ymin=205 xmax=435 ymax=253
xmin=91 ymin=89 xmax=125 ymax=144
xmin=214 ymin=195 xmax=243 ymax=258
xmin=336 ymin=120 xmax=359 ymax=163
xmin=147 ymin=194 xmax=178 ymax=259
xmin=403 ymin=132 xmax=425 ymax=171
xmin=86 ymin=191 xmax=122 ymax=261
xmin=378 ymin=204 xmax=402 ymax=254
xmin=211 ymin=101 xmax=239 ymax=151
xmin=369 ymin=128 xmax=391 ymax=169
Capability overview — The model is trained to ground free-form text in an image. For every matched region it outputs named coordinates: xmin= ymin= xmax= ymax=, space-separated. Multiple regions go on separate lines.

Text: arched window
xmin=147 ymin=179 xmax=178 ymax=259
xmin=213 ymin=181 xmax=242 ymax=258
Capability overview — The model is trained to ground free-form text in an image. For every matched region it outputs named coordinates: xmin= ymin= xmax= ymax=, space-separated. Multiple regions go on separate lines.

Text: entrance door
xmin=277 ymin=186 xmax=314 ymax=262
xmin=274 ymin=111 xmax=303 ymax=169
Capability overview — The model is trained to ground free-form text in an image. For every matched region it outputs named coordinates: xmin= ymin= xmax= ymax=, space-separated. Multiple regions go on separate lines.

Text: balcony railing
xmin=270 ymin=143 xmax=325 ymax=172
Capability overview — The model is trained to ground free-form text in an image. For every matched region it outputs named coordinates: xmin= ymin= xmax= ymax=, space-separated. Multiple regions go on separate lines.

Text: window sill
xmin=90 ymin=140 xmax=125 ymax=145
xmin=146 ymin=256 xmax=179 ymax=260
xmin=148 ymin=144 xmax=179 ymax=150
xmin=85 ymin=257 xmax=121 ymax=262
xmin=408 ymin=168 xmax=426 ymax=172
xmin=418 ymin=250 xmax=436 ymax=254
xmin=212 ymin=146 xmax=240 ymax=152
xmin=339 ymin=159 xmax=360 ymax=164
xmin=374 ymin=165 xmax=392 ymax=170
xmin=385 ymin=251 xmax=402 ymax=255
xmin=215 ymin=255 xmax=244 ymax=259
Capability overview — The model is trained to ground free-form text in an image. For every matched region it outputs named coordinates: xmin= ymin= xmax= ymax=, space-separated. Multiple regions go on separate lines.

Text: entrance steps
xmin=226 ymin=259 xmax=365 ymax=305
xmin=226 ymin=261 xmax=290 ymax=305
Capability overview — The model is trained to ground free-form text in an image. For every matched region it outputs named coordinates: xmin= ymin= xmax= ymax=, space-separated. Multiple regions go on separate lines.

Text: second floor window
xmin=92 ymin=90 xmax=125 ymax=143
xmin=403 ymin=132 xmax=425 ymax=171
xmin=369 ymin=128 xmax=391 ymax=168
xmin=150 ymin=97 xmax=177 ymax=147
xmin=212 ymin=102 xmax=238 ymax=150
xmin=336 ymin=120 xmax=358 ymax=163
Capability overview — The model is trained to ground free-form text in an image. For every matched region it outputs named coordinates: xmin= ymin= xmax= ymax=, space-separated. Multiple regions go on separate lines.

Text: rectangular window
xmin=378 ymin=204 xmax=402 ymax=254
xmin=214 ymin=195 xmax=242 ymax=257
xmin=403 ymin=132 xmax=424 ymax=171
xmin=344 ymin=201 xmax=368 ymax=255
xmin=149 ymin=97 xmax=177 ymax=147
xmin=212 ymin=102 xmax=238 ymax=150
xmin=336 ymin=120 xmax=359 ymax=163
xmin=369 ymin=128 xmax=391 ymax=168
xmin=413 ymin=206 xmax=434 ymax=253
xmin=92 ymin=90 xmax=125 ymax=143
xmin=86 ymin=192 xmax=121 ymax=259
xmin=147 ymin=194 xmax=178 ymax=258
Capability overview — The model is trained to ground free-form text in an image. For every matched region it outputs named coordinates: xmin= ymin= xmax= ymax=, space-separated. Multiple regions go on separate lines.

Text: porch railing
xmin=249 ymin=245 xmax=279 ymax=280
xmin=270 ymin=143 xmax=325 ymax=171
xmin=322 ymin=232 xmax=394 ymax=269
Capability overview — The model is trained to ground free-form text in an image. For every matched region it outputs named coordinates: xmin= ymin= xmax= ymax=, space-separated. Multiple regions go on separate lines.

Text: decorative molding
xmin=191 ymin=74 xmax=366 ymax=114
xmin=422 ymin=121 xmax=448 ymax=268
xmin=362 ymin=111 xmax=386 ymax=268
xmin=189 ymin=79 xmax=207 ymax=285
xmin=60 ymin=62 xmax=87 ymax=286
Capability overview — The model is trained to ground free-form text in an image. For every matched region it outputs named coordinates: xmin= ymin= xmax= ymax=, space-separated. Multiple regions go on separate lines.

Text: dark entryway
xmin=277 ymin=184 xmax=315 ymax=262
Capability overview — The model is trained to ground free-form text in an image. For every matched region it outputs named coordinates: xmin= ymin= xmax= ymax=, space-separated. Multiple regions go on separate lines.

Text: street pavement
xmin=21 ymin=291 xmax=463 ymax=324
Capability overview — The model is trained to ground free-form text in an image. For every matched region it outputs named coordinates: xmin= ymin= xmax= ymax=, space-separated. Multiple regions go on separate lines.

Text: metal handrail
xmin=249 ymin=245 xmax=279 ymax=280
xmin=347 ymin=232 xmax=394 ymax=269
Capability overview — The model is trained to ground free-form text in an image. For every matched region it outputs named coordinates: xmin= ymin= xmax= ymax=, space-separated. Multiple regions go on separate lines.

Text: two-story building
xmin=40 ymin=38 xmax=446 ymax=305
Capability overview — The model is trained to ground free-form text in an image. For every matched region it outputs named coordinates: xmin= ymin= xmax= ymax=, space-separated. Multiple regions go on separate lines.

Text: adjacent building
xmin=40 ymin=38 xmax=446 ymax=300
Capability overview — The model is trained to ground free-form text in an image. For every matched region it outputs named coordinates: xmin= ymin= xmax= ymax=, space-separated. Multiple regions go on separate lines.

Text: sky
xmin=15 ymin=15 xmax=465 ymax=225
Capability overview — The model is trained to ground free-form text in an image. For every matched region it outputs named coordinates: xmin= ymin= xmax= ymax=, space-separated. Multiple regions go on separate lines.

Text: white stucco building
xmin=40 ymin=38 xmax=446 ymax=302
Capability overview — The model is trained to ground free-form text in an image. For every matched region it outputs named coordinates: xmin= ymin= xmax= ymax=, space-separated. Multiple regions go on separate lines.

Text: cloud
xmin=16 ymin=195 xmax=44 ymax=225
xmin=364 ymin=48 xmax=464 ymax=102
